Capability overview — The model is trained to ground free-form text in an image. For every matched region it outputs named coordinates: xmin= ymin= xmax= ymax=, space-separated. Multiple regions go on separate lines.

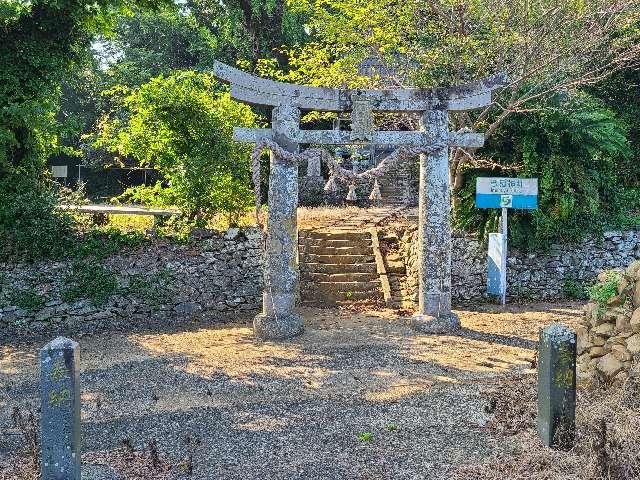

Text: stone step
xmin=300 ymin=238 xmax=371 ymax=248
xmin=301 ymin=263 xmax=378 ymax=274
xmin=301 ymin=290 xmax=382 ymax=303
xmin=300 ymin=245 xmax=373 ymax=256
xmin=386 ymin=262 xmax=406 ymax=274
xmin=301 ymin=272 xmax=379 ymax=283
xmin=301 ymin=280 xmax=381 ymax=293
xmin=299 ymin=231 xmax=371 ymax=241
xmin=303 ymin=254 xmax=376 ymax=265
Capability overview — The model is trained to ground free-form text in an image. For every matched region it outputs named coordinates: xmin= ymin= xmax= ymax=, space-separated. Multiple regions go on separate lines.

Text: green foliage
xmin=0 ymin=178 xmax=76 ymax=261
xmin=96 ymin=71 xmax=258 ymax=226
xmin=562 ymin=276 xmax=590 ymax=300
xmin=8 ymin=288 xmax=47 ymax=312
xmin=188 ymin=0 xmax=308 ymax=65
xmin=70 ymin=227 xmax=146 ymax=259
xmin=125 ymin=269 xmax=172 ymax=304
xmin=456 ymin=93 xmax=634 ymax=249
xmin=0 ymin=0 xmax=168 ymax=261
xmin=590 ymin=64 xmax=640 ymax=190
xmin=100 ymin=7 xmax=221 ymax=87
xmin=384 ymin=423 xmax=398 ymax=432
xmin=587 ymin=271 xmax=621 ymax=311
xmin=61 ymin=262 xmax=119 ymax=306
xmin=356 ymin=432 xmax=373 ymax=442
xmin=0 ymin=0 xmax=166 ymax=180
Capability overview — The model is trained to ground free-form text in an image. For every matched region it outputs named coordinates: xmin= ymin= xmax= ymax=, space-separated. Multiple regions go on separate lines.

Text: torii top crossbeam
xmin=211 ymin=61 xmax=507 ymax=148
xmin=212 ymin=61 xmax=507 ymax=113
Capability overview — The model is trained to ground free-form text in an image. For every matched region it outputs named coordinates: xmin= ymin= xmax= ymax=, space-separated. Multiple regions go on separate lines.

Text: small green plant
xmin=357 ymin=432 xmax=373 ymax=442
xmin=126 ymin=269 xmax=173 ymax=304
xmin=562 ymin=275 xmax=590 ymax=300
xmin=61 ymin=262 xmax=119 ymax=306
xmin=8 ymin=288 xmax=46 ymax=311
xmin=70 ymin=228 xmax=146 ymax=260
xmin=587 ymin=271 xmax=621 ymax=315
xmin=384 ymin=423 xmax=398 ymax=432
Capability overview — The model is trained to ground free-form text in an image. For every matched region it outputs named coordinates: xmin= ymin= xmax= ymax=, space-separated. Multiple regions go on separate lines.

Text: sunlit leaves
xmin=96 ymin=71 xmax=259 ymax=224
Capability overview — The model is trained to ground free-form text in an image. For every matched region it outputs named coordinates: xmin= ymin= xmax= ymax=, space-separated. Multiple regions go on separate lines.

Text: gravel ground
xmin=0 ymin=302 xmax=582 ymax=479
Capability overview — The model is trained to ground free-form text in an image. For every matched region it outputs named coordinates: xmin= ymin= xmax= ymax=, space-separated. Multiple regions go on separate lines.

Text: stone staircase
xmin=377 ymin=231 xmax=409 ymax=307
xmin=299 ymin=229 xmax=383 ymax=305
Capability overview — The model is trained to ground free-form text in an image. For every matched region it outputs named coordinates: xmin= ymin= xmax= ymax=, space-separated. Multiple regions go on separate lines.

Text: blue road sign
xmin=476 ymin=177 xmax=538 ymax=210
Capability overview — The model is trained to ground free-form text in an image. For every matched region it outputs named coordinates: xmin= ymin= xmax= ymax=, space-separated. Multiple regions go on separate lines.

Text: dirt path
xmin=0 ymin=302 xmax=582 ymax=479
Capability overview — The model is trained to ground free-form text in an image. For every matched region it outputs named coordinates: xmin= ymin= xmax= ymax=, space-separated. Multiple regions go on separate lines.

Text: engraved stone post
xmin=300 ymin=151 xmax=325 ymax=205
xmin=537 ymin=323 xmax=577 ymax=448
xmin=254 ymin=104 xmax=305 ymax=340
xmin=40 ymin=337 xmax=81 ymax=479
xmin=306 ymin=153 xmax=321 ymax=178
xmin=411 ymin=109 xmax=460 ymax=333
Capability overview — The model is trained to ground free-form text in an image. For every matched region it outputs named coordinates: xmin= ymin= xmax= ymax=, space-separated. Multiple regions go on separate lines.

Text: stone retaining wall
xmin=0 ymin=228 xmax=263 ymax=338
xmin=3 ymin=224 xmax=640 ymax=339
xmin=397 ymin=227 xmax=640 ymax=304
xmin=577 ymin=261 xmax=640 ymax=383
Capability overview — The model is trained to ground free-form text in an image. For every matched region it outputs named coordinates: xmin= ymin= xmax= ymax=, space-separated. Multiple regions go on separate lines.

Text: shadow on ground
xmin=0 ymin=302 xmax=582 ymax=479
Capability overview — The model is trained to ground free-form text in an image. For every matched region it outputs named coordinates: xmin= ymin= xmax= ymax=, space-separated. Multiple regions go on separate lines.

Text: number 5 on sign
xmin=476 ymin=178 xmax=539 ymax=305
xmin=500 ymin=195 xmax=513 ymax=208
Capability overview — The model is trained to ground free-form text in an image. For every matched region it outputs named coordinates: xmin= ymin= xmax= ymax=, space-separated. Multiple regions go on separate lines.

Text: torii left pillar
xmin=254 ymin=104 xmax=305 ymax=340
xmin=410 ymin=108 xmax=461 ymax=334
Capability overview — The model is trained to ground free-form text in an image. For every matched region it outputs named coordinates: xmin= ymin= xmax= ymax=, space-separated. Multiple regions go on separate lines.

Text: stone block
xmin=588 ymin=346 xmax=606 ymax=358
xmin=617 ymin=277 xmax=631 ymax=294
xmin=625 ymin=334 xmax=640 ymax=355
xmin=593 ymin=323 xmax=614 ymax=337
xmin=616 ymin=314 xmax=632 ymax=333
xmin=613 ymin=370 xmax=629 ymax=384
xmin=626 ymin=260 xmax=640 ymax=279
xmin=607 ymin=294 xmax=625 ymax=307
xmin=537 ymin=324 xmax=576 ymax=449
xmin=631 ymin=308 xmax=640 ymax=331
xmin=611 ymin=344 xmax=632 ymax=362
xmin=634 ymin=282 xmax=640 ymax=309
xmin=597 ymin=353 xmax=623 ymax=378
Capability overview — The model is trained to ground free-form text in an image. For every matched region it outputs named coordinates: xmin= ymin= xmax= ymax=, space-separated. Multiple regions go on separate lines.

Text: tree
xmin=260 ymin=0 xmax=640 ymax=194
xmin=96 ymin=6 xmax=221 ymax=87
xmin=95 ymin=71 xmax=258 ymax=226
xmin=0 ymin=0 xmax=166 ymax=260
xmin=187 ymin=0 xmax=308 ymax=65
xmin=0 ymin=0 xmax=165 ymax=181
xmin=456 ymin=92 xmax=633 ymax=249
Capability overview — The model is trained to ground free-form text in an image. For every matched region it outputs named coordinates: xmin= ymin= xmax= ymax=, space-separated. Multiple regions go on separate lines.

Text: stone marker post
xmin=300 ymin=152 xmax=325 ymax=205
xmin=254 ymin=104 xmax=305 ymax=340
xmin=411 ymin=109 xmax=461 ymax=334
xmin=306 ymin=153 xmax=321 ymax=178
xmin=40 ymin=337 xmax=81 ymax=479
xmin=537 ymin=323 xmax=577 ymax=448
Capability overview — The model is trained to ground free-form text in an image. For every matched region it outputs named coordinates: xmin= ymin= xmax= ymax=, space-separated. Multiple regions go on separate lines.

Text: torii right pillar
xmin=410 ymin=108 xmax=461 ymax=334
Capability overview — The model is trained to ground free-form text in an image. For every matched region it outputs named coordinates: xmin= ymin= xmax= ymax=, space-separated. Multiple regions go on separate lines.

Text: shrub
xmin=562 ymin=275 xmax=591 ymax=300
xmin=588 ymin=271 xmax=621 ymax=310
xmin=0 ymin=178 xmax=76 ymax=262
xmin=456 ymin=92 xmax=635 ymax=250
xmin=61 ymin=262 xmax=119 ymax=306
xmin=96 ymin=71 xmax=258 ymax=227
xmin=7 ymin=288 xmax=46 ymax=312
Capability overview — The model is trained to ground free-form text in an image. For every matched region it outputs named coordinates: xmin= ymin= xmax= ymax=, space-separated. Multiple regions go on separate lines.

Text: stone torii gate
xmin=212 ymin=61 xmax=506 ymax=340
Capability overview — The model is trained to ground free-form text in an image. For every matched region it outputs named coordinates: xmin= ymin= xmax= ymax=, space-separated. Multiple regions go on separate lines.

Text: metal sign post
xmin=477 ymin=177 xmax=538 ymax=305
